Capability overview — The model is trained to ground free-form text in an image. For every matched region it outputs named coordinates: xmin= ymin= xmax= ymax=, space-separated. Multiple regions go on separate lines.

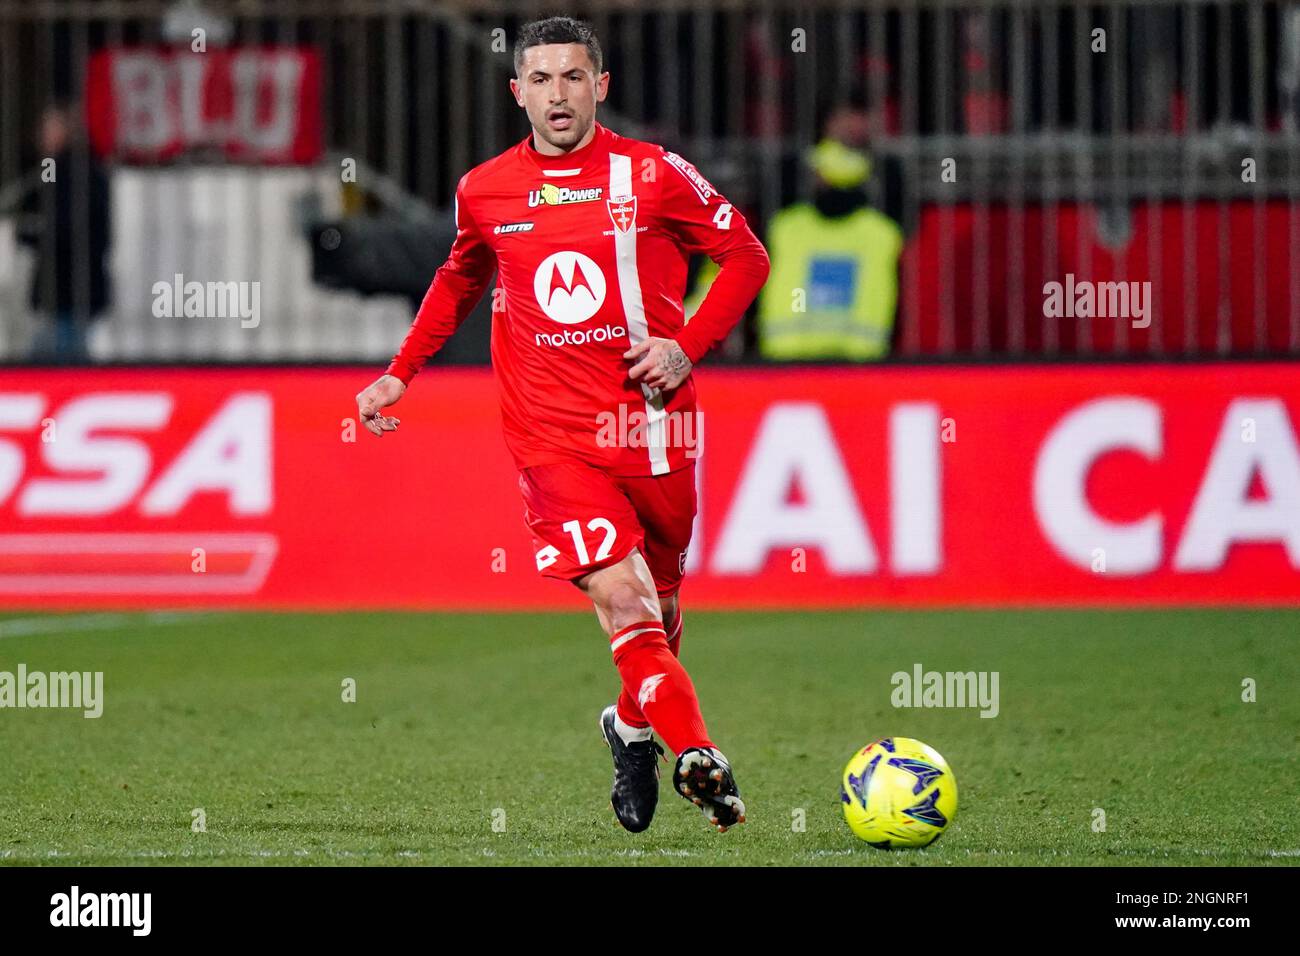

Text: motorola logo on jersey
xmin=533 ymin=251 xmax=607 ymax=325
xmin=534 ymin=324 xmax=627 ymax=348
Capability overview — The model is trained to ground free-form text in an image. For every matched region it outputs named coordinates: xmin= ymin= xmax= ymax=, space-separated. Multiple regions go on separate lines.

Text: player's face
xmin=510 ymin=44 xmax=609 ymax=154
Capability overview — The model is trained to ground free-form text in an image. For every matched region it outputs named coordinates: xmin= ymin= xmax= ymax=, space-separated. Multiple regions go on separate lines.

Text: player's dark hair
xmin=513 ymin=16 xmax=603 ymax=76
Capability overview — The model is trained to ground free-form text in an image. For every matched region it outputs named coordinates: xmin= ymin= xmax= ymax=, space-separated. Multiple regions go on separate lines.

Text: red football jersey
xmin=386 ymin=122 xmax=770 ymax=476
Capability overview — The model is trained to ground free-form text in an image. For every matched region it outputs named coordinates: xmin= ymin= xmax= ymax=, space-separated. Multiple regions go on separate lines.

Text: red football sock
xmin=609 ymin=620 xmax=712 ymax=755
xmin=666 ymin=606 xmax=683 ymax=658
xmin=615 ymin=607 xmax=684 ymax=727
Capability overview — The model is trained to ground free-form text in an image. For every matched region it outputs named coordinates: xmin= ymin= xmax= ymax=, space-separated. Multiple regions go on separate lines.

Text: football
xmin=841 ymin=737 xmax=958 ymax=848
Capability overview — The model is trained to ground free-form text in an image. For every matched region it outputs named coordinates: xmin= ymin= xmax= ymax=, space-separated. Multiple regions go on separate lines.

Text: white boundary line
xmin=0 ymin=610 xmax=226 ymax=639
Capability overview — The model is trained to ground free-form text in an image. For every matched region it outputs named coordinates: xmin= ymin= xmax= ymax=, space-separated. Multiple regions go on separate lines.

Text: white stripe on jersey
xmin=609 ymin=152 xmax=670 ymax=475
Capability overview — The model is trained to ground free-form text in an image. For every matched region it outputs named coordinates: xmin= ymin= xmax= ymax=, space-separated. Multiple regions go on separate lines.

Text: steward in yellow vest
xmin=758 ymin=138 xmax=903 ymax=360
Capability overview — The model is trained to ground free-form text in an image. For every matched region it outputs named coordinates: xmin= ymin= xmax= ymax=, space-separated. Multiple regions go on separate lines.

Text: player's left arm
xmin=625 ymin=150 xmax=770 ymax=390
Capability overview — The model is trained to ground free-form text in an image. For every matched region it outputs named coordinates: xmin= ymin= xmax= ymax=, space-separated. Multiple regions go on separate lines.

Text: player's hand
xmin=355 ymin=374 xmax=406 ymax=438
xmin=624 ymin=337 xmax=693 ymax=391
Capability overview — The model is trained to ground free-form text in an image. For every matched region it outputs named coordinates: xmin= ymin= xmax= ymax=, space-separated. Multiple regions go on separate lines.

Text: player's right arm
xmin=356 ymin=174 xmax=496 ymax=438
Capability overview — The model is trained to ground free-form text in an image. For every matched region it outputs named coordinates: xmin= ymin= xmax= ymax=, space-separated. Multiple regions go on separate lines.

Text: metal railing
xmin=0 ymin=0 xmax=1295 ymax=362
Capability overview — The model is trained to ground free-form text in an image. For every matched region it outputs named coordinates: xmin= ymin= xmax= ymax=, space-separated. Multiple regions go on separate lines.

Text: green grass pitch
xmin=1 ymin=609 xmax=1296 ymax=866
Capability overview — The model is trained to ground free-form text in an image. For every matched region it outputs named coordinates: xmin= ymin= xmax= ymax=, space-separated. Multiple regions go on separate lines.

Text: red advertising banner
xmin=901 ymin=201 xmax=1300 ymax=357
xmin=0 ymin=365 xmax=1297 ymax=609
xmin=85 ymin=47 xmax=323 ymax=164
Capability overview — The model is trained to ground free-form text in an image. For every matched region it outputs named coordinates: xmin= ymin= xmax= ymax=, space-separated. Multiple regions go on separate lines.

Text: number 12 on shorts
xmin=565 ymin=517 xmax=616 ymax=566
xmin=534 ymin=518 xmax=617 ymax=572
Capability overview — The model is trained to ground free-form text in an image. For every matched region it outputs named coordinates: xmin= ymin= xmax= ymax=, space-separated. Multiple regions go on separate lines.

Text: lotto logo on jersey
xmin=527 ymin=183 xmax=604 ymax=207
xmin=533 ymin=251 xmax=607 ymax=325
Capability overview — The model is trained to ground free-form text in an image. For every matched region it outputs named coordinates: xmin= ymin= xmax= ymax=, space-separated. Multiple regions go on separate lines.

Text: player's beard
xmin=533 ymin=110 xmax=593 ymax=154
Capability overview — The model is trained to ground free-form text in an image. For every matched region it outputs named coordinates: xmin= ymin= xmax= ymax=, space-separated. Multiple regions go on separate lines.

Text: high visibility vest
xmin=758 ymin=203 xmax=903 ymax=360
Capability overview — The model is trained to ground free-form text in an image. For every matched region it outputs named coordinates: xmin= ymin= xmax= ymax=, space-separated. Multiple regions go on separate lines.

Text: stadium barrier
xmin=3 ymin=1 xmax=1299 ymax=362
xmin=1 ymin=364 xmax=1297 ymax=609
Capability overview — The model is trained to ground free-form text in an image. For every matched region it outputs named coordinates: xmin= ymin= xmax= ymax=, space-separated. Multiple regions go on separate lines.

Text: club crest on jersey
xmin=533 ymin=250 xmax=607 ymax=325
xmin=528 ymin=183 xmax=604 ymax=207
xmin=607 ymin=195 xmax=637 ymax=234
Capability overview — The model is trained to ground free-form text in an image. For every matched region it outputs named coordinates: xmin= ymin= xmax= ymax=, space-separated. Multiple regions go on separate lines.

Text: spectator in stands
xmin=757 ymin=101 xmax=904 ymax=360
xmin=1282 ymin=6 xmax=1300 ymax=131
xmin=18 ymin=101 xmax=111 ymax=363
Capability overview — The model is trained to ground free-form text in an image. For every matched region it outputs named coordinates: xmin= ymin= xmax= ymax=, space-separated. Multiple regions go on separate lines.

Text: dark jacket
xmin=18 ymin=148 xmax=111 ymax=316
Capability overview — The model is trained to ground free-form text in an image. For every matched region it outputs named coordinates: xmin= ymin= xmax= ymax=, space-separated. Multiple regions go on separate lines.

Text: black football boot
xmin=599 ymin=704 xmax=665 ymax=833
xmin=673 ymin=746 xmax=747 ymax=832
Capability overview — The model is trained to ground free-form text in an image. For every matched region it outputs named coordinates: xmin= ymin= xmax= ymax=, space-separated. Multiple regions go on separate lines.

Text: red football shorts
xmin=518 ymin=459 xmax=697 ymax=597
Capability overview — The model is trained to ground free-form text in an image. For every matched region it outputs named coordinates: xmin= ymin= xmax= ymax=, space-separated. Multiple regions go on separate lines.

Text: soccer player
xmin=355 ymin=16 xmax=769 ymax=833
